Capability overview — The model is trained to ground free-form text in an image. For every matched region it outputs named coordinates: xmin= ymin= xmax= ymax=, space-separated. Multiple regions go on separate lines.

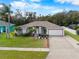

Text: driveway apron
xmin=46 ymin=37 xmax=79 ymax=59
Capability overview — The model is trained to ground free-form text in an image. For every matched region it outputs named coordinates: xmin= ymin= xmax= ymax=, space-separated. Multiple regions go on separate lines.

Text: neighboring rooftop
xmin=0 ymin=20 xmax=14 ymax=26
xmin=19 ymin=21 xmax=63 ymax=30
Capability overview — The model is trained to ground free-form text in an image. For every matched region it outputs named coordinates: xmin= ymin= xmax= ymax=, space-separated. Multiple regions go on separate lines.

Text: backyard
xmin=0 ymin=33 xmax=44 ymax=48
xmin=0 ymin=51 xmax=48 ymax=59
xmin=65 ymin=30 xmax=79 ymax=41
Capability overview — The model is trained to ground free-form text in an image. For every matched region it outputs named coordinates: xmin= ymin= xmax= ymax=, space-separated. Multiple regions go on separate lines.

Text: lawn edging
xmin=0 ymin=47 xmax=49 ymax=52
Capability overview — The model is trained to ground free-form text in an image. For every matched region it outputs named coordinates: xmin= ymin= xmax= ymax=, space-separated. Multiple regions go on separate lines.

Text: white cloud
xmin=11 ymin=1 xmax=41 ymax=9
xmin=11 ymin=1 xmax=29 ymax=8
xmin=56 ymin=0 xmax=79 ymax=5
xmin=30 ymin=0 xmax=41 ymax=2
xmin=41 ymin=6 xmax=56 ymax=10
xmin=29 ymin=3 xmax=56 ymax=10
xmin=29 ymin=3 xmax=41 ymax=9
xmin=10 ymin=1 xmax=69 ymax=16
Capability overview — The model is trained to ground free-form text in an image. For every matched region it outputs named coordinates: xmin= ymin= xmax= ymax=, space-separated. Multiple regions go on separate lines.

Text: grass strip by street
xmin=64 ymin=30 xmax=79 ymax=41
xmin=0 ymin=51 xmax=48 ymax=59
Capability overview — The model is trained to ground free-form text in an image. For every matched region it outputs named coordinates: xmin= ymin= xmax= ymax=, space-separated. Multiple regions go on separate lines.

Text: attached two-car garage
xmin=48 ymin=29 xmax=64 ymax=36
xmin=44 ymin=21 xmax=64 ymax=36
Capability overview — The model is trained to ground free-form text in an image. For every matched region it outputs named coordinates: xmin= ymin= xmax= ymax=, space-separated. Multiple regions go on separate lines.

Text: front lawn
xmin=0 ymin=51 xmax=48 ymax=59
xmin=64 ymin=30 xmax=79 ymax=41
xmin=0 ymin=33 xmax=43 ymax=48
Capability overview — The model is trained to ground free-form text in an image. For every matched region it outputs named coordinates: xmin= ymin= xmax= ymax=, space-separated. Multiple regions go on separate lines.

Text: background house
xmin=0 ymin=20 xmax=15 ymax=33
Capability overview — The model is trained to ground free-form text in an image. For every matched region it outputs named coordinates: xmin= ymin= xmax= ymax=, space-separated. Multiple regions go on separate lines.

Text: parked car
xmin=68 ymin=24 xmax=76 ymax=29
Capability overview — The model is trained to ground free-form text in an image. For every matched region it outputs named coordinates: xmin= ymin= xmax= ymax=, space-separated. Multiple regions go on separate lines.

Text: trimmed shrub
xmin=74 ymin=26 xmax=79 ymax=30
xmin=76 ymin=28 xmax=79 ymax=35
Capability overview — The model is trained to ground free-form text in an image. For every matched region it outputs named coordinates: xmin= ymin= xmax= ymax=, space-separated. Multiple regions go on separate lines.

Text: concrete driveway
xmin=46 ymin=36 xmax=79 ymax=59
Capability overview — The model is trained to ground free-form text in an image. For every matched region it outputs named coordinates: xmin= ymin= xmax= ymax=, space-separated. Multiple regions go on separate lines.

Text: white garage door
xmin=48 ymin=30 xmax=64 ymax=36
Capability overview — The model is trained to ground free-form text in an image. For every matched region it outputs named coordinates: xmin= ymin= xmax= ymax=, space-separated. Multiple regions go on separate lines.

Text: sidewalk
xmin=0 ymin=47 xmax=49 ymax=51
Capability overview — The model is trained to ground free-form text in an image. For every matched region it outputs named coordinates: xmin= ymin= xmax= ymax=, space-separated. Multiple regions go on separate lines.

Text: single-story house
xmin=18 ymin=21 xmax=64 ymax=36
xmin=0 ymin=20 xmax=15 ymax=33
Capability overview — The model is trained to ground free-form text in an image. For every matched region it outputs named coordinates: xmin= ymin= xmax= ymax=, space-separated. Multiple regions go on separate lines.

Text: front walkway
xmin=46 ymin=36 xmax=79 ymax=59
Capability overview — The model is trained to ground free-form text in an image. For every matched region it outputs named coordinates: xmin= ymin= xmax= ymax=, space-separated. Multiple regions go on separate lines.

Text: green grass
xmin=0 ymin=51 xmax=48 ymax=59
xmin=64 ymin=30 xmax=79 ymax=41
xmin=0 ymin=33 xmax=43 ymax=48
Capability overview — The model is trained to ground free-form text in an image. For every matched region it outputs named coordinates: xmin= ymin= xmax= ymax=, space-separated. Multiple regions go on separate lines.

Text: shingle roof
xmin=0 ymin=20 xmax=14 ymax=26
xmin=19 ymin=21 xmax=63 ymax=30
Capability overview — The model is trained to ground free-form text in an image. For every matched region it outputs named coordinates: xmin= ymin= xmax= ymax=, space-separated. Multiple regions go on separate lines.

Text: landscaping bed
xmin=0 ymin=51 xmax=48 ymax=59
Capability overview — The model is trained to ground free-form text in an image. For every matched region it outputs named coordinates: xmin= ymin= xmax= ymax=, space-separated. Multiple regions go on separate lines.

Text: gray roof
xmin=0 ymin=20 xmax=14 ymax=26
xmin=19 ymin=21 xmax=63 ymax=30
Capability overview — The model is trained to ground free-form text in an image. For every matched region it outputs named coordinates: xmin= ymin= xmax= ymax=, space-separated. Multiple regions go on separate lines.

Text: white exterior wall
xmin=39 ymin=27 xmax=42 ymax=34
xmin=36 ymin=27 xmax=43 ymax=34
xmin=22 ymin=29 xmax=26 ymax=34
xmin=62 ymin=30 xmax=64 ymax=36
xmin=46 ymin=29 xmax=49 ymax=34
xmin=36 ymin=28 xmax=39 ymax=34
xmin=22 ymin=28 xmax=28 ymax=34
xmin=48 ymin=29 xmax=64 ymax=36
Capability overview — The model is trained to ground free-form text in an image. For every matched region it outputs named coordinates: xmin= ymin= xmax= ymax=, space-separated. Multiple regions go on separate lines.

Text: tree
xmin=67 ymin=11 xmax=79 ymax=24
xmin=0 ymin=3 xmax=11 ymax=39
xmin=38 ymin=10 xmax=79 ymax=26
xmin=0 ymin=3 xmax=10 ymax=21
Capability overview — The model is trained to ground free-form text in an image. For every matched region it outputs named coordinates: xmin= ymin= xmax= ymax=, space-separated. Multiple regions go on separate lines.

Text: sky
xmin=0 ymin=0 xmax=79 ymax=16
